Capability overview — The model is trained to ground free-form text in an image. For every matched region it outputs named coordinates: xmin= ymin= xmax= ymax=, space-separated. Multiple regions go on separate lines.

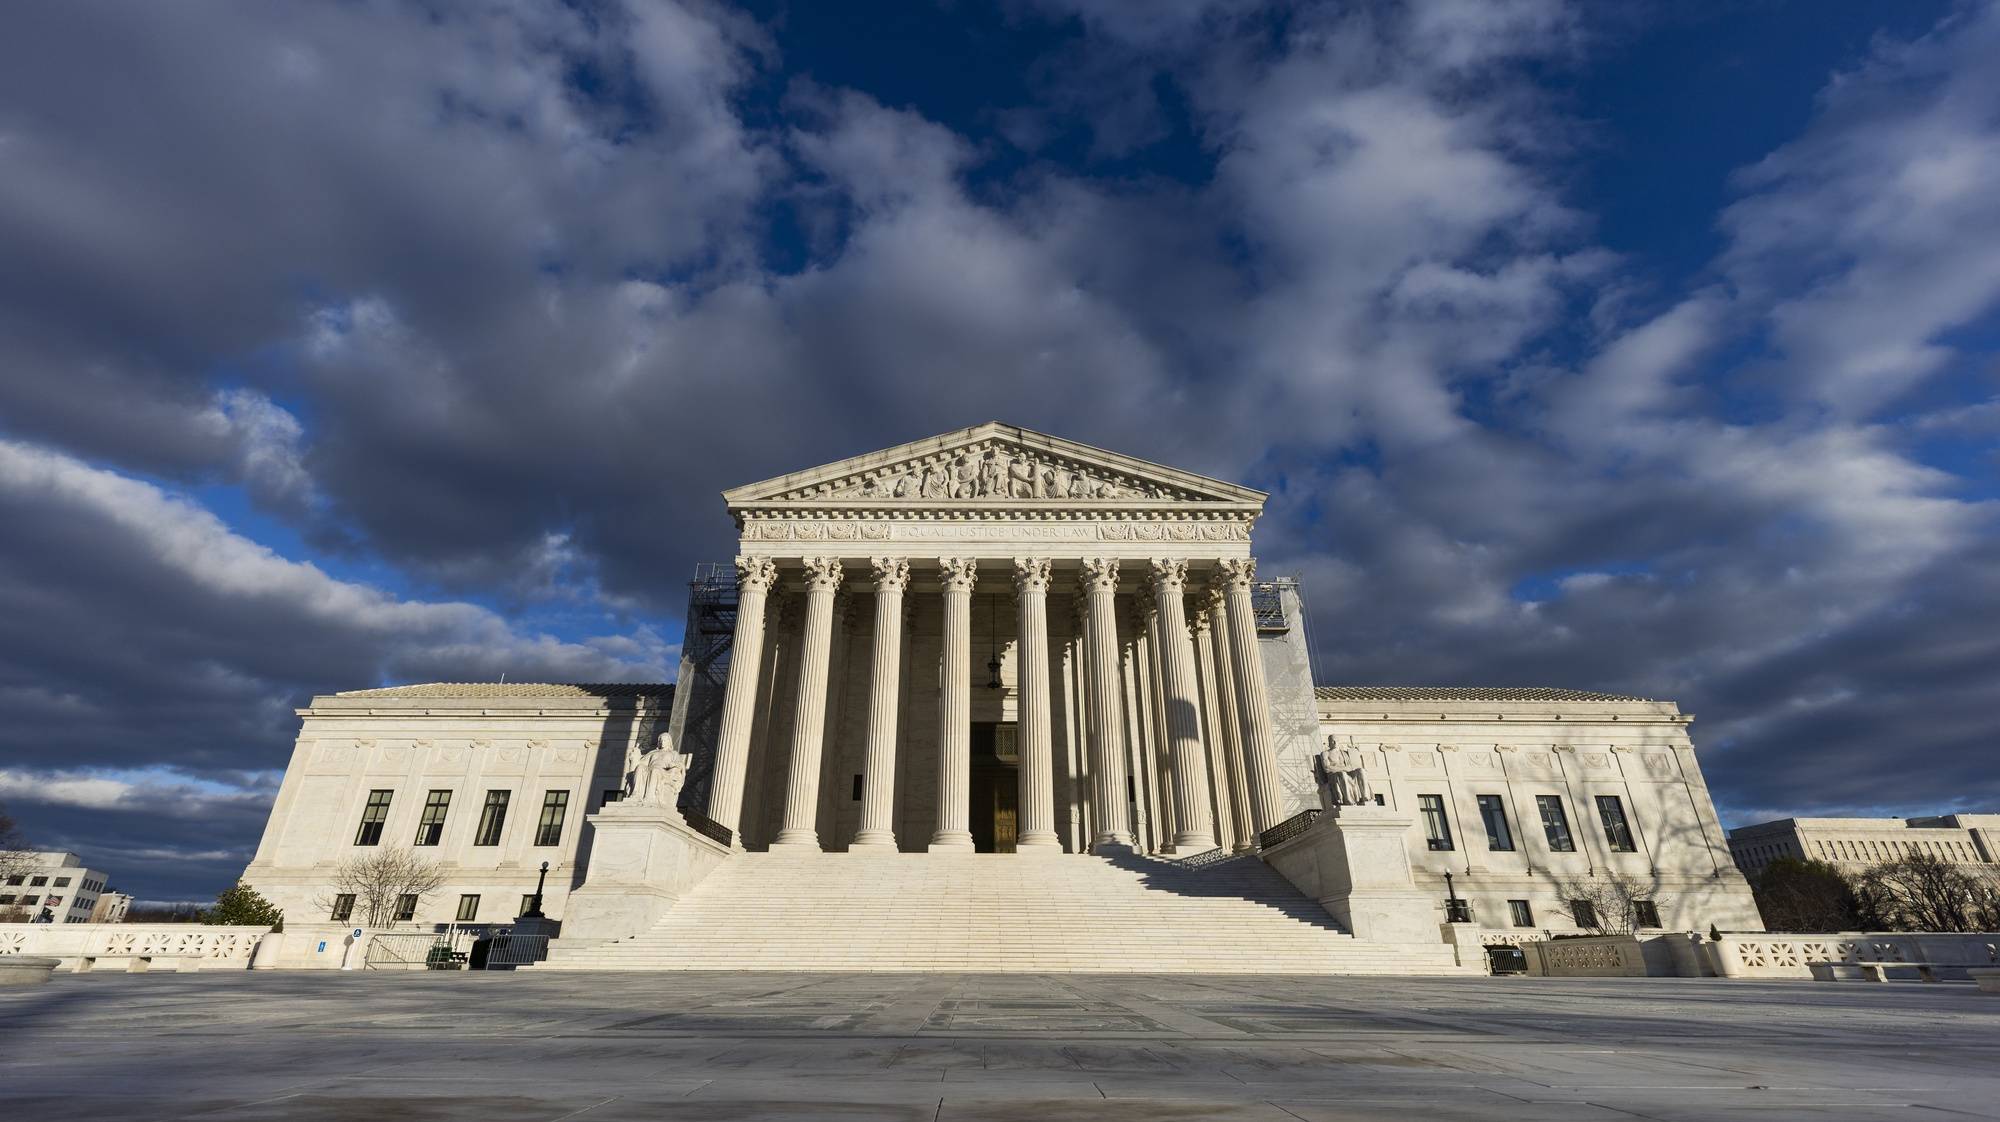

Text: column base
xmin=768 ymin=832 xmax=822 ymax=851
xmin=1015 ymin=834 xmax=1062 ymax=852
xmin=846 ymin=837 xmax=899 ymax=853
xmin=1090 ymin=836 xmax=1137 ymax=856
xmin=927 ymin=832 xmax=974 ymax=852
xmin=1173 ymin=831 xmax=1218 ymax=852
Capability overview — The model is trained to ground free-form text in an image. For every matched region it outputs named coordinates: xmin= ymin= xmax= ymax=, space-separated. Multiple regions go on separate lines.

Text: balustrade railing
xmin=681 ymin=807 xmax=734 ymax=848
xmin=1257 ymin=808 xmax=1321 ymax=850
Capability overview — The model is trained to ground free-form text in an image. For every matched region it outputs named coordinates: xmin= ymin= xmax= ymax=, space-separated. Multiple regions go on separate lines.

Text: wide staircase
xmin=536 ymin=851 xmax=1472 ymax=974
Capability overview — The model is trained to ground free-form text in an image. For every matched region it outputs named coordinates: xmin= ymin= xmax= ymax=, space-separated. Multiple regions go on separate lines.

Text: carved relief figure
xmin=919 ymin=460 xmax=947 ymax=499
xmin=952 ymin=450 xmax=979 ymax=498
xmin=1314 ymin=737 xmax=1373 ymax=808
xmin=1009 ymin=452 xmax=1039 ymax=497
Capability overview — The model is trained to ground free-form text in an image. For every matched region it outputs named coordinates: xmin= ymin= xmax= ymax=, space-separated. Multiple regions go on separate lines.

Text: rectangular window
xmin=353 ymin=789 xmax=393 ymax=846
xmin=1477 ymin=795 xmax=1515 ymax=852
xmin=520 ymin=894 xmax=537 ymax=916
xmin=1537 ymin=795 xmax=1576 ymax=852
xmin=3 ymin=875 xmax=19 ymax=886
xmin=1571 ymin=898 xmax=1599 ymax=929
xmin=534 ymin=791 xmax=569 ymax=846
xmin=414 ymin=790 xmax=452 ymax=846
xmin=456 ymin=894 xmax=480 ymax=922
xmin=1633 ymin=900 xmax=1661 ymax=929
xmin=329 ymin=894 xmax=355 ymax=922
xmin=1509 ymin=899 xmax=1535 ymax=927
xmin=601 ymin=788 xmax=622 ymax=808
xmin=29 ymin=876 xmax=47 ymax=887
xmin=1596 ymin=795 xmax=1637 ymax=852
xmin=1419 ymin=795 xmax=1453 ymax=851
xmin=0 ymin=894 xmax=14 ymax=905
xmin=53 ymin=876 xmax=71 ymax=887
xmin=393 ymin=894 xmax=417 ymax=922
xmin=474 ymin=790 xmax=510 ymax=846
xmin=21 ymin=895 xmax=38 ymax=905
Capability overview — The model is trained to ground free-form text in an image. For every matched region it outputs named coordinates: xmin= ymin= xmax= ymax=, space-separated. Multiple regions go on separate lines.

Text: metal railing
xmin=1257 ymin=808 xmax=1322 ymax=850
xmin=681 ymin=808 xmax=733 ymax=848
xmin=365 ymin=930 xmax=473 ymax=970
xmin=478 ymin=933 xmax=550 ymax=969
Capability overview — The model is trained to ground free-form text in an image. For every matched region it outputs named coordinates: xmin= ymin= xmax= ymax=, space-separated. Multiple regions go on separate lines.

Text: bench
xmin=1808 ymin=961 xmax=1938 ymax=983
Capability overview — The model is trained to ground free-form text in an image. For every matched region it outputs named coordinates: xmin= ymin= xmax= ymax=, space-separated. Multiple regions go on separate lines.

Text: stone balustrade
xmin=0 ymin=924 xmax=271 ymax=972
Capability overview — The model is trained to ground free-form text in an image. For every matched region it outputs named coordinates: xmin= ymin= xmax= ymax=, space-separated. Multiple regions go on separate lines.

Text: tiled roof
xmin=1314 ymin=685 xmax=1653 ymax=703
xmin=333 ymin=682 xmax=674 ymax=699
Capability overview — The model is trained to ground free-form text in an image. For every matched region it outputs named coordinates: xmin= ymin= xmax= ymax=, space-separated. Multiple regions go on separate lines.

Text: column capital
xmin=1080 ymin=557 xmax=1120 ymax=593
xmin=799 ymin=556 xmax=844 ymax=592
xmin=937 ymin=556 xmax=978 ymax=592
xmin=734 ymin=556 xmax=780 ymax=593
xmin=1148 ymin=558 xmax=1190 ymax=597
xmin=1188 ymin=604 xmax=1212 ymax=637
xmin=869 ymin=556 xmax=911 ymax=592
xmin=1012 ymin=557 xmax=1052 ymax=594
xmin=1212 ymin=557 xmax=1257 ymax=591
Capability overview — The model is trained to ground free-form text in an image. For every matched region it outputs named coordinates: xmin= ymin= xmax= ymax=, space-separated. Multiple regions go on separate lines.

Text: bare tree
xmin=1852 ymin=853 xmax=2000 ymax=933
xmin=1547 ymin=873 xmax=1668 ymax=936
xmin=0 ymin=801 xmax=30 ymax=883
xmin=314 ymin=848 xmax=446 ymax=928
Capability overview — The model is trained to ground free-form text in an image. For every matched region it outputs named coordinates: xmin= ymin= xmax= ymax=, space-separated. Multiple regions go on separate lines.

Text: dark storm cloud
xmin=1 ymin=0 xmax=1997 ymax=899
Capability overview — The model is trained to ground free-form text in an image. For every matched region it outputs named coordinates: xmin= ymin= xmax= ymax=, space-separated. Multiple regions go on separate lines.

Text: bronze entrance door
xmin=970 ymin=722 xmax=1019 ymax=853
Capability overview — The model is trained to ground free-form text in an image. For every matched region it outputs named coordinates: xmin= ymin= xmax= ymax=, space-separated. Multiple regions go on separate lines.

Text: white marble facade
xmin=242 ymin=423 xmax=1762 ymax=940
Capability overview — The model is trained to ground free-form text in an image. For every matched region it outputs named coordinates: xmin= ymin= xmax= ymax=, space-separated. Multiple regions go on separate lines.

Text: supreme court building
xmin=244 ymin=423 xmax=1762 ymax=972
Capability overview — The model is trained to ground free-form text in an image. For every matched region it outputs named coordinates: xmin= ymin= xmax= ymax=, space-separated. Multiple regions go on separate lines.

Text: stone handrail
xmin=0 ymin=924 xmax=271 ymax=972
xmin=1710 ymin=932 xmax=2000 ymax=980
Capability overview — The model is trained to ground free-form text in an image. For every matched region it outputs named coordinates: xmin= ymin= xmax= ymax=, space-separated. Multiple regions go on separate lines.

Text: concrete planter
xmin=0 ymin=956 xmax=60 ymax=986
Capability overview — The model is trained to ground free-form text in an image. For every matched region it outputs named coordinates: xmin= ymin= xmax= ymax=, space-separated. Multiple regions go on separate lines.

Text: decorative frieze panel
xmin=741 ymin=519 xmax=1252 ymax=542
xmin=772 ymin=439 xmax=1193 ymax=503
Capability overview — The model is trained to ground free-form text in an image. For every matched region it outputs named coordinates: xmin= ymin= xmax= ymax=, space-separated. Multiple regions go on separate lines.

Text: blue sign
xmin=316 ymin=941 xmax=327 ymax=952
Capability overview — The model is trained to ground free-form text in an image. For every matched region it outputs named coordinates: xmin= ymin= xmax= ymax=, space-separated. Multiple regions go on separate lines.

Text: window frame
xmin=1508 ymin=899 xmax=1534 ymax=927
xmin=1596 ymin=795 xmax=1638 ymax=853
xmin=1476 ymin=794 xmax=1515 ymax=852
xmin=533 ymin=790 xmax=570 ymax=847
xmin=393 ymin=894 xmax=418 ymax=922
xmin=414 ymin=789 xmax=452 ymax=847
xmin=1419 ymin=794 xmax=1454 ymax=851
xmin=353 ymin=789 xmax=394 ymax=847
xmin=1570 ymin=898 xmax=1599 ymax=929
xmin=456 ymin=894 xmax=481 ymax=922
xmin=329 ymin=894 xmax=356 ymax=923
xmin=473 ymin=790 xmax=511 ymax=847
xmin=1536 ymin=794 xmax=1577 ymax=852
xmin=1633 ymin=900 xmax=1661 ymax=929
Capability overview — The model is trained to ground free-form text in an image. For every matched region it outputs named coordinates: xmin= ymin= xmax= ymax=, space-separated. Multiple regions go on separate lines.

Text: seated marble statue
xmin=624 ymin=733 xmax=690 ymax=809
xmin=1314 ymin=739 xmax=1372 ymax=808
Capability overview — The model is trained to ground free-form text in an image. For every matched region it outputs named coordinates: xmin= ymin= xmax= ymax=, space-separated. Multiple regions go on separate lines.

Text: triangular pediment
xmin=724 ymin=422 xmax=1266 ymax=511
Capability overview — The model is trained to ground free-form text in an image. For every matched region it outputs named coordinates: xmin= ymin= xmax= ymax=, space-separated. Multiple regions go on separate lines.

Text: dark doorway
xmin=970 ymin=722 xmax=1019 ymax=853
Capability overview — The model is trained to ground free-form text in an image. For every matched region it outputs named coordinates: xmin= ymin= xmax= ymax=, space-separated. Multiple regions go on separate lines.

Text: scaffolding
xmin=668 ymin=562 xmax=737 ymax=811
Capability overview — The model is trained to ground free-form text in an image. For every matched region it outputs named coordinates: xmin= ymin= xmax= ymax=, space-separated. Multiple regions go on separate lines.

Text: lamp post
xmin=1443 ymin=870 xmax=1471 ymax=924
xmin=524 ymin=861 xmax=549 ymax=919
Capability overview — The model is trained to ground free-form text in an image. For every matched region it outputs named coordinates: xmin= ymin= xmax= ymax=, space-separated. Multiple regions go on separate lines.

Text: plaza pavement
xmin=1 ymin=970 xmax=1996 ymax=1121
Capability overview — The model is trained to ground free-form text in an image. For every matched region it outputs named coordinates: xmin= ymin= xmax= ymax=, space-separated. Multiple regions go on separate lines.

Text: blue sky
xmin=1 ymin=0 xmax=1997 ymax=902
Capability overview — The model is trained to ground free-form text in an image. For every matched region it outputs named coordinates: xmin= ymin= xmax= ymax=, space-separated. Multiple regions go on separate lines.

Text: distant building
xmin=0 ymin=852 xmax=115 ymax=923
xmin=89 ymin=891 xmax=133 ymax=924
xmin=1729 ymin=815 xmax=1999 ymax=876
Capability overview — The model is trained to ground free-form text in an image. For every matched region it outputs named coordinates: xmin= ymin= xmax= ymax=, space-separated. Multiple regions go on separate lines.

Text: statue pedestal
xmin=560 ymin=802 xmax=732 ymax=946
xmin=1261 ymin=806 xmax=1441 ymax=944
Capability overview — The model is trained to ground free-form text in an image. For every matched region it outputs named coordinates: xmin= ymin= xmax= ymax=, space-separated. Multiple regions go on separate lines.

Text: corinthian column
xmin=771 ymin=557 xmax=843 ymax=850
xmin=1081 ymin=558 xmax=1135 ymax=850
xmin=1150 ymin=559 xmax=1216 ymax=851
xmin=1204 ymin=585 xmax=1255 ymax=851
xmin=706 ymin=557 xmax=779 ymax=838
xmin=1013 ymin=558 xmax=1060 ymax=851
xmin=1190 ymin=604 xmax=1237 ymax=851
xmin=850 ymin=557 xmax=909 ymax=852
xmin=930 ymin=558 xmax=977 ymax=851
xmin=1217 ymin=558 xmax=1284 ymax=835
